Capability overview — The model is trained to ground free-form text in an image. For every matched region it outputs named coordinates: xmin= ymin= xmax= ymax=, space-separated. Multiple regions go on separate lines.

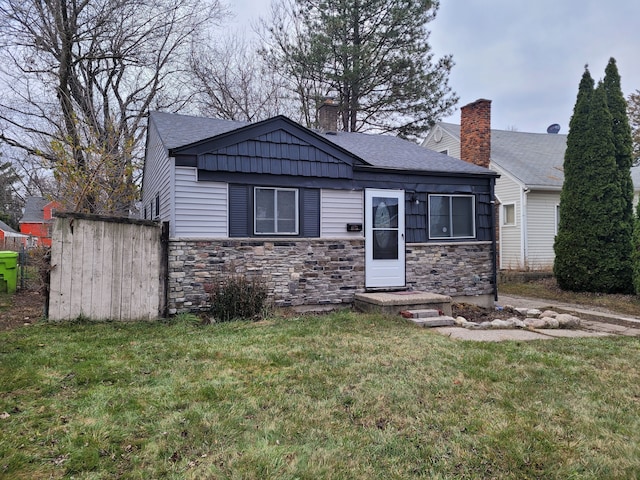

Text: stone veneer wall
xmin=167 ymin=239 xmax=494 ymax=314
xmin=405 ymin=241 xmax=494 ymax=298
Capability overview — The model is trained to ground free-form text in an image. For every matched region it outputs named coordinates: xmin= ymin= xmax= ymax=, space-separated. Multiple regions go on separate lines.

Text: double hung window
xmin=254 ymin=187 xmax=298 ymax=235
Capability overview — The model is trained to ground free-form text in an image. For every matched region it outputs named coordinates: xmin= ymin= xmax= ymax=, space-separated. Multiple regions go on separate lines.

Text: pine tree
xmin=603 ymin=58 xmax=634 ymax=291
xmin=554 ymin=70 xmax=627 ymax=292
xmin=261 ymin=0 xmax=457 ymax=139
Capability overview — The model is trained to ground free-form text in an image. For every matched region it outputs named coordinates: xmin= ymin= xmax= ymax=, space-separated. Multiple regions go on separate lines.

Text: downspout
xmin=490 ymin=177 xmax=498 ymax=302
xmin=521 ymin=187 xmax=529 ymax=268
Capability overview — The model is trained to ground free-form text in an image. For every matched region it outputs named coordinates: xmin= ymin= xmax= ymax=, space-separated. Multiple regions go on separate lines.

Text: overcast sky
xmin=230 ymin=1 xmax=640 ymax=135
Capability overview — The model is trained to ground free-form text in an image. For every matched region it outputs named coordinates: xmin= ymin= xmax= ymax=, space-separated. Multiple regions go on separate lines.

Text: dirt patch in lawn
xmin=0 ymin=290 xmax=46 ymax=331
xmin=452 ymin=303 xmax=525 ymax=324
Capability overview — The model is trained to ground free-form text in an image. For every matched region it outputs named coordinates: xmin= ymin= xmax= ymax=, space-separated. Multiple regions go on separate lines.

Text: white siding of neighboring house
xmin=174 ymin=167 xmax=228 ymax=238
xmin=421 ymin=126 xmax=460 ymax=158
xmin=321 ymin=189 xmax=364 ymax=238
xmin=526 ymin=191 xmax=559 ymax=270
xmin=141 ymin=121 xmax=173 ymax=224
xmin=493 ymin=165 xmax=523 ymax=269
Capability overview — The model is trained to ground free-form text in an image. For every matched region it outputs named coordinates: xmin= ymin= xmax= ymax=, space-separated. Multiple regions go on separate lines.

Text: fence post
xmin=159 ymin=221 xmax=170 ymax=318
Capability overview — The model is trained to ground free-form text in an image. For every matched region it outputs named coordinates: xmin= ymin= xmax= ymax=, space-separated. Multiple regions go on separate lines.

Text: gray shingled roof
xmin=436 ymin=122 xmax=567 ymax=188
xmin=20 ymin=196 xmax=49 ymax=223
xmin=149 ymin=111 xmax=495 ymax=177
xmin=0 ymin=219 xmax=17 ymax=233
xmin=436 ymin=122 xmax=640 ymax=190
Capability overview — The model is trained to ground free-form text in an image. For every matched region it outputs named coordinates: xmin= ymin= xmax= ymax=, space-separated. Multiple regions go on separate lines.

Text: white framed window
xmin=254 ymin=187 xmax=299 ymax=235
xmin=555 ymin=204 xmax=560 ymax=235
xmin=428 ymin=194 xmax=475 ymax=239
xmin=503 ymin=203 xmax=516 ymax=226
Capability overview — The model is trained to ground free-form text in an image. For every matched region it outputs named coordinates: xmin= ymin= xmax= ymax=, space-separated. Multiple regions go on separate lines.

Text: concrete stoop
xmin=354 ymin=291 xmax=453 ymax=317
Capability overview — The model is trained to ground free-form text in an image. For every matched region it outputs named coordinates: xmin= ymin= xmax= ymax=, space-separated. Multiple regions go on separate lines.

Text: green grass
xmin=1 ymin=312 xmax=640 ymax=479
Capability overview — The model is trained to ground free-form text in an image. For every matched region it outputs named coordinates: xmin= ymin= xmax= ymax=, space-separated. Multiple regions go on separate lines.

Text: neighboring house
xmin=19 ymin=197 xmax=60 ymax=247
xmin=0 ymin=220 xmax=27 ymax=248
xmin=141 ymin=105 xmax=499 ymax=314
xmin=423 ymin=98 xmax=640 ymax=271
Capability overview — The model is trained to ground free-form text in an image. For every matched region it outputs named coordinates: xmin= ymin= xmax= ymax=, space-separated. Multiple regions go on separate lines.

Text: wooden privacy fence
xmin=48 ymin=213 xmax=167 ymax=321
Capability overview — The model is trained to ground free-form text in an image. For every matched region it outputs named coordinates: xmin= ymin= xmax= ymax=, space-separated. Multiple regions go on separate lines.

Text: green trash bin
xmin=0 ymin=251 xmax=19 ymax=294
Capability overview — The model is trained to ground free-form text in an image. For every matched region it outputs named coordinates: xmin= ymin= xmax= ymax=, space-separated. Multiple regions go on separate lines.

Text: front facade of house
xmin=142 ymin=111 xmax=499 ymax=314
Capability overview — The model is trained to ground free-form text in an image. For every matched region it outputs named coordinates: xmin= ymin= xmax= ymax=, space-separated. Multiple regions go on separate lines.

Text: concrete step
xmin=354 ymin=291 xmax=452 ymax=316
xmin=409 ymin=316 xmax=456 ymax=328
xmin=404 ymin=309 xmax=441 ymax=319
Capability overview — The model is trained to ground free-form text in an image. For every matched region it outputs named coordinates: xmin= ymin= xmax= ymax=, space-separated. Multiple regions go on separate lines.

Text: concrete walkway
xmin=433 ymin=294 xmax=640 ymax=342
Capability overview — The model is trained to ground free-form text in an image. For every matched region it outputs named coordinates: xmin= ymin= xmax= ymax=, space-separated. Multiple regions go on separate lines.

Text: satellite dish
xmin=547 ymin=123 xmax=561 ymax=134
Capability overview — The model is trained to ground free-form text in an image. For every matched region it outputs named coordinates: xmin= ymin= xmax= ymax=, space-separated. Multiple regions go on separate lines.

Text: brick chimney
xmin=318 ymin=97 xmax=339 ymax=132
xmin=460 ymin=99 xmax=491 ymax=168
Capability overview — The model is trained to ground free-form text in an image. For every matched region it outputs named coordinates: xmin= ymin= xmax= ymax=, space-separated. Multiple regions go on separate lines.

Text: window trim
xmin=253 ymin=186 xmax=299 ymax=235
xmin=428 ymin=194 xmax=476 ymax=240
xmin=503 ymin=203 xmax=516 ymax=226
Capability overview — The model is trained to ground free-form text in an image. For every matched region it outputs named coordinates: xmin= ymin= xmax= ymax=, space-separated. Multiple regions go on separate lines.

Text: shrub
xmin=205 ymin=276 xmax=269 ymax=322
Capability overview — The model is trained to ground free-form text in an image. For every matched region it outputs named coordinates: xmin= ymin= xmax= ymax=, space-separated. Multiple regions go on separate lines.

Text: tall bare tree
xmin=190 ymin=34 xmax=300 ymax=122
xmin=0 ymin=0 xmax=227 ymax=214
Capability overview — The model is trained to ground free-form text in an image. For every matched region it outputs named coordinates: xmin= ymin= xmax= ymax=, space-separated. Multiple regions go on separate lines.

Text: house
xmin=142 ymin=105 xmax=499 ymax=314
xmin=423 ymin=99 xmax=640 ymax=270
xmin=0 ymin=219 xmax=27 ymax=249
xmin=19 ymin=196 xmax=60 ymax=247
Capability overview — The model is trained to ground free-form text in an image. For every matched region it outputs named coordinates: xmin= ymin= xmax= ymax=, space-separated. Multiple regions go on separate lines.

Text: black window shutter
xmin=301 ymin=188 xmax=320 ymax=237
xmin=229 ymin=184 xmax=249 ymax=237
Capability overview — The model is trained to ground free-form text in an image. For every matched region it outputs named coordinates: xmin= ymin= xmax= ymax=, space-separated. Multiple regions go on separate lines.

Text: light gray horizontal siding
xmin=174 ymin=167 xmax=227 ymax=238
xmin=495 ymin=171 xmax=523 ymax=269
xmin=526 ymin=191 xmax=559 ymax=270
xmin=321 ymin=189 xmax=364 ymax=237
xmin=141 ymin=121 xmax=172 ymax=222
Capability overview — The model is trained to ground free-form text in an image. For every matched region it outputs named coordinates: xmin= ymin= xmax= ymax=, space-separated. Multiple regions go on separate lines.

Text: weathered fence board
xmin=48 ymin=214 xmax=166 ymax=321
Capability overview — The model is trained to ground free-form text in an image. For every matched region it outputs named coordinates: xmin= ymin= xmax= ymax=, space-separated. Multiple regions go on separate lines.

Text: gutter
xmin=521 ymin=186 xmax=529 ymax=267
xmin=491 ymin=177 xmax=498 ymax=302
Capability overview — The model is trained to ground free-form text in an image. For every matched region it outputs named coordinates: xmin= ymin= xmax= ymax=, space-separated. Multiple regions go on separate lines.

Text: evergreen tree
xmin=260 ymin=0 xmax=457 ymax=139
xmin=554 ymin=71 xmax=627 ymax=292
xmin=603 ymin=58 xmax=634 ymax=291
xmin=632 ymin=202 xmax=640 ymax=294
xmin=0 ymin=159 xmax=22 ymax=230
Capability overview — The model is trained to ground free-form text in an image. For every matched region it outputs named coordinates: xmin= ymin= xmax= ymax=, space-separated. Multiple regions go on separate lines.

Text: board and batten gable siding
xmin=525 ymin=191 xmax=559 ymax=269
xmin=142 ymin=120 xmax=173 ymax=224
xmin=174 ymin=167 xmax=227 ymax=238
xmin=493 ymin=165 xmax=523 ymax=269
xmin=320 ymin=189 xmax=364 ymax=238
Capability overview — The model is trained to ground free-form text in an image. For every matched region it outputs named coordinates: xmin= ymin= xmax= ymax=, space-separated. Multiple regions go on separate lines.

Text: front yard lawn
xmin=1 ymin=312 xmax=639 ymax=479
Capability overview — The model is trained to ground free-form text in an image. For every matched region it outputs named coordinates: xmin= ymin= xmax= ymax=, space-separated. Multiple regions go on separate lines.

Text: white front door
xmin=365 ymin=189 xmax=405 ymax=288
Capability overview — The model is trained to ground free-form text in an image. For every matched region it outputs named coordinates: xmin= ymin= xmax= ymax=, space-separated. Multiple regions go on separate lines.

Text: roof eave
xmin=354 ymin=164 xmax=499 ymax=178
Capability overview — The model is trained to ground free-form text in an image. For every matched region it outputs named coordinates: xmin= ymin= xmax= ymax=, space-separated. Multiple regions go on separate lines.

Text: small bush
xmin=205 ymin=276 xmax=269 ymax=322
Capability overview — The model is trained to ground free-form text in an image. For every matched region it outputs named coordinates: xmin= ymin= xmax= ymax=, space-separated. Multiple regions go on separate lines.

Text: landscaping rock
xmin=491 ymin=319 xmax=514 ymax=329
xmin=546 ymin=318 xmax=560 ymax=329
xmin=441 ymin=303 xmax=584 ymax=331
xmin=510 ymin=317 xmax=526 ymax=329
xmin=556 ymin=313 xmax=581 ymax=328
xmin=525 ymin=318 xmax=548 ymax=329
